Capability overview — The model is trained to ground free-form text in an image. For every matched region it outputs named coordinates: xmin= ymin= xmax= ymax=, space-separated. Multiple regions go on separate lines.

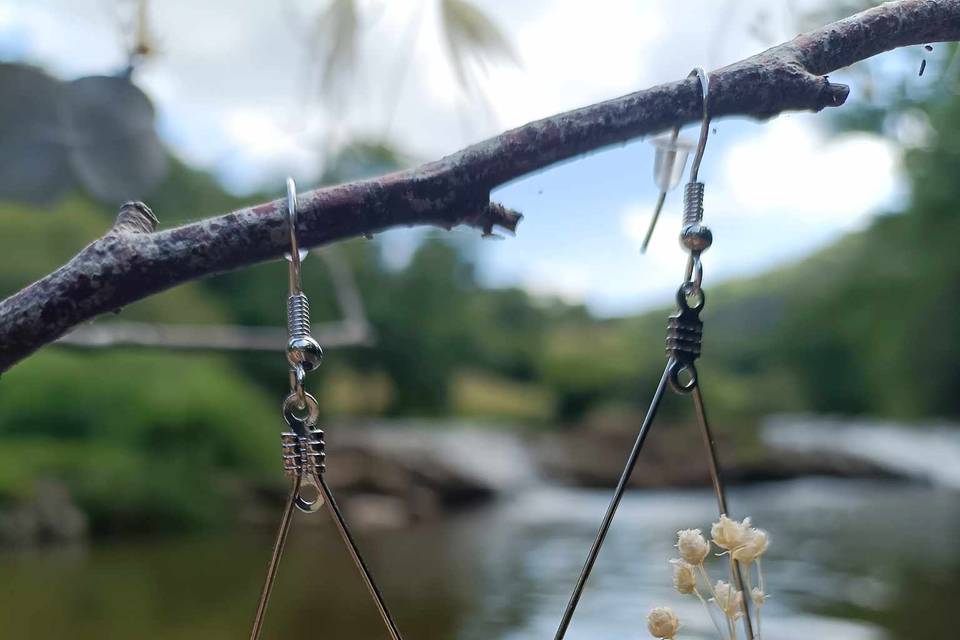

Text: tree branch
xmin=2 ymin=0 xmax=958 ymax=373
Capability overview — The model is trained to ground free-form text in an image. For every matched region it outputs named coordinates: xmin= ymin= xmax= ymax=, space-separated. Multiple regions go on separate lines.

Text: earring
xmin=552 ymin=68 xmax=757 ymax=640
xmin=248 ymin=178 xmax=406 ymax=640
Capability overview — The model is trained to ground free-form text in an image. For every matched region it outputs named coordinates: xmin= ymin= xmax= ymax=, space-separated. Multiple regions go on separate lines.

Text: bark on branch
xmin=1 ymin=0 xmax=959 ymax=373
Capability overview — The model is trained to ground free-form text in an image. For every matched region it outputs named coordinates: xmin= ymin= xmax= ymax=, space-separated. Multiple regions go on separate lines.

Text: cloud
xmin=717 ymin=117 xmax=902 ymax=227
xmin=521 ymin=258 xmax=592 ymax=304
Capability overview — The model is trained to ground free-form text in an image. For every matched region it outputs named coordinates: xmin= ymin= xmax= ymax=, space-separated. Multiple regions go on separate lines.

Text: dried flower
xmin=712 ymin=580 xmax=744 ymax=620
xmin=711 ymin=514 xmax=751 ymax=551
xmin=670 ymin=559 xmax=697 ymax=594
xmin=732 ymin=528 xmax=769 ymax=564
xmin=676 ymin=528 xmax=711 ymax=564
xmin=647 ymin=606 xmax=681 ymax=639
xmin=751 ymin=587 xmax=766 ymax=607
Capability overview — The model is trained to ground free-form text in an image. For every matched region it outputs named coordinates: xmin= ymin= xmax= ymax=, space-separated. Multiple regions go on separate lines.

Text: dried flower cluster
xmin=646 ymin=515 xmax=770 ymax=640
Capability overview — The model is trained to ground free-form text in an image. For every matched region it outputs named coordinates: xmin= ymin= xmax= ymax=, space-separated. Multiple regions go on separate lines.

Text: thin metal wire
xmin=641 ymin=190 xmax=669 ymax=253
xmin=691 ymin=383 xmax=755 ymax=640
xmin=553 ymin=366 xmax=671 ymax=640
xmin=690 ymin=385 xmax=726 ymax=514
xmin=318 ymin=474 xmax=406 ymax=640
xmin=249 ymin=474 xmax=302 ymax=640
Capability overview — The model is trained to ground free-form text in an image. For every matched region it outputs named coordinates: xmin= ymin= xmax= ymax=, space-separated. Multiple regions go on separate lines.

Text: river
xmin=1 ymin=477 xmax=956 ymax=639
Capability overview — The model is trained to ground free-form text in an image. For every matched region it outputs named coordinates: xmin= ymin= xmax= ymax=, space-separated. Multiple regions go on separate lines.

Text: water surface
xmin=2 ymin=478 xmax=957 ymax=639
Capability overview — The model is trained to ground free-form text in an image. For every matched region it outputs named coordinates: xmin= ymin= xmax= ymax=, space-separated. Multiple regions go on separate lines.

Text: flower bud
xmin=711 ymin=514 xmax=751 ymax=551
xmin=751 ymin=587 xmax=767 ymax=607
xmin=647 ymin=606 xmax=681 ymax=639
xmin=670 ymin=559 xmax=697 ymax=594
xmin=712 ymin=580 xmax=744 ymax=620
xmin=676 ymin=528 xmax=710 ymax=564
xmin=732 ymin=528 xmax=769 ymax=564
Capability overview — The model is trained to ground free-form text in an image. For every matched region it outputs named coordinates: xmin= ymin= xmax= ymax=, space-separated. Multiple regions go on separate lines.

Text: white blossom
xmin=711 ymin=514 xmax=752 ymax=551
xmin=712 ymin=580 xmax=744 ymax=620
xmin=670 ymin=559 xmax=697 ymax=594
xmin=647 ymin=607 xmax=681 ymax=639
xmin=676 ymin=528 xmax=711 ymax=564
xmin=732 ymin=528 xmax=769 ymax=564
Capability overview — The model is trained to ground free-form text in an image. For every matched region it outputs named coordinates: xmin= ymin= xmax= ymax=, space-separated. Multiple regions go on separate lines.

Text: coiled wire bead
xmin=281 ymin=429 xmax=326 ymax=476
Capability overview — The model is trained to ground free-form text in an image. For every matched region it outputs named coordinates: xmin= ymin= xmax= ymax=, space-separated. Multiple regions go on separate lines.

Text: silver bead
xmin=287 ymin=336 xmax=323 ymax=371
xmin=680 ymin=223 xmax=713 ymax=252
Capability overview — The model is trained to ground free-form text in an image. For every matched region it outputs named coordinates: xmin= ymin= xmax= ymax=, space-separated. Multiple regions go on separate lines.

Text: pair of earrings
xmin=249 ymin=69 xmax=755 ymax=640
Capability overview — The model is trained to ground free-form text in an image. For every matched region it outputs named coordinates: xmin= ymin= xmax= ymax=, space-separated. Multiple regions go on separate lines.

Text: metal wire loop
xmin=286 ymin=177 xmax=303 ymax=295
xmin=289 ymin=365 xmax=307 ymax=409
xmin=282 ymin=390 xmax=320 ymax=430
xmin=679 ymin=281 xmax=705 ymax=311
xmin=688 ymin=68 xmax=712 ymax=182
xmin=683 ymin=254 xmax=704 ymax=294
xmin=668 ymin=360 xmax=698 ymax=393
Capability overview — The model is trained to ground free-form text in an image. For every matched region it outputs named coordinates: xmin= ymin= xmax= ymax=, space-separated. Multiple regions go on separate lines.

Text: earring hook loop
xmin=286 ymin=177 xmax=303 ymax=296
xmin=688 ymin=67 xmax=712 ymax=182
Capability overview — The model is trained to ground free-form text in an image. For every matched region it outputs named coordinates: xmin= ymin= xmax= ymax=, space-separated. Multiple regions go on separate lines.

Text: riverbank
xmin=1 ymin=415 xmax=942 ymax=545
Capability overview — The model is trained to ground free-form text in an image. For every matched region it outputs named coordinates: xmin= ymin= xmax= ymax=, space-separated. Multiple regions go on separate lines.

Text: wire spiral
xmin=665 ymin=285 xmax=704 ymax=393
xmin=287 ymin=293 xmax=311 ymax=340
xmin=281 ymin=428 xmax=326 ymax=476
xmin=683 ymin=181 xmax=705 ymax=226
xmin=665 ymin=313 xmax=703 ymax=364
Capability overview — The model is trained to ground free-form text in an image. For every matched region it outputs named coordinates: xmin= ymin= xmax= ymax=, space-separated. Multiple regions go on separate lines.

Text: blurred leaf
xmin=440 ymin=0 xmax=517 ymax=92
xmin=319 ymin=139 xmax=409 ymax=184
xmin=0 ymin=64 xmax=167 ymax=205
xmin=0 ymin=64 xmax=74 ymax=204
xmin=65 ymin=75 xmax=167 ymax=203
xmin=313 ymin=0 xmax=360 ymax=97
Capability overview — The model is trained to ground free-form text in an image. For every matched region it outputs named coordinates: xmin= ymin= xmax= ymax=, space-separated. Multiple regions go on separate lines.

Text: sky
xmin=0 ymin=0 xmax=915 ymax=315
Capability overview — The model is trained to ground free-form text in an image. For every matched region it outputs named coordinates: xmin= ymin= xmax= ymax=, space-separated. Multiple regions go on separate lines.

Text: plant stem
xmin=694 ymin=587 xmax=727 ymax=638
xmin=743 ymin=565 xmax=759 ymax=640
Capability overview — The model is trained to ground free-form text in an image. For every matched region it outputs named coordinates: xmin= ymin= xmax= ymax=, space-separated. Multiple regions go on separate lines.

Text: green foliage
xmin=311 ymin=0 xmax=359 ymax=96
xmin=450 ymin=370 xmax=555 ymax=422
xmin=768 ymin=79 xmax=960 ymax=418
xmin=0 ymin=351 xmax=277 ymax=532
xmin=146 ymin=155 xmax=251 ymax=226
xmin=0 ymin=187 xmax=233 ymax=325
xmin=440 ymin=0 xmax=518 ymax=91
xmin=319 ymin=141 xmax=411 ymax=185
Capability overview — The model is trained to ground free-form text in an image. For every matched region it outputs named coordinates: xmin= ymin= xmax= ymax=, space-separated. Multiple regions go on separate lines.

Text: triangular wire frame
xmin=249 ymin=390 xmax=406 ymax=640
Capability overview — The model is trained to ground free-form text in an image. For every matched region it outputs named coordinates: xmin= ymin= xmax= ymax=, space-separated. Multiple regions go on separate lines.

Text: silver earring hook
xmin=283 ymin=177 xmax=323 ymax=378
xmin=640 ymin=68 xmax=711 ymax=253
xmin=286 ymin=177 xmax=304 ymax=296
xmin=689 ymin=67 xmax=711 ymax=182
